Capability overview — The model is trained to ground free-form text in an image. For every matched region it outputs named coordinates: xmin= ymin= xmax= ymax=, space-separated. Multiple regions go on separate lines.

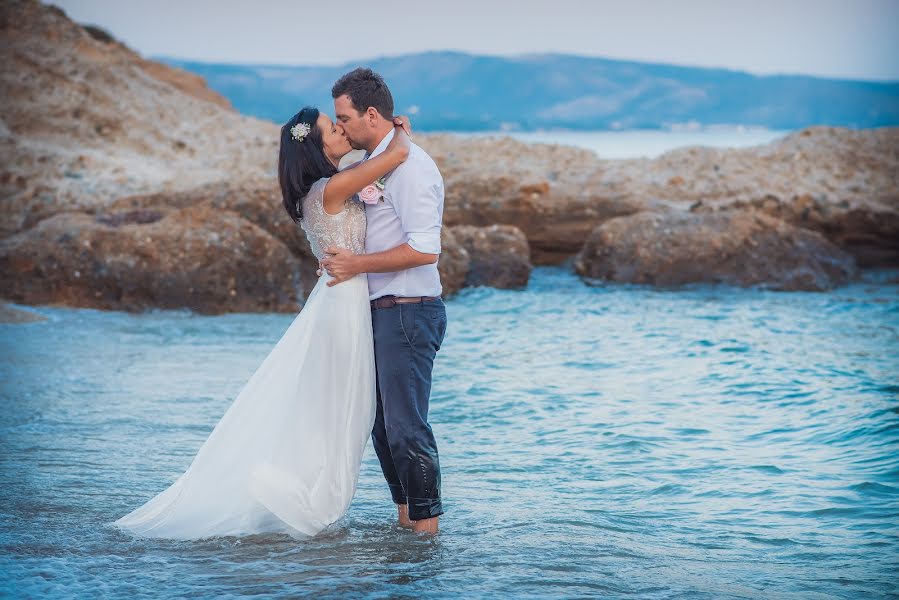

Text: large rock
xmin=0 ymin=303 xmax=46 ymax=323
xmin=0 ymin=206 xmax=302 ymax=313
xmin=437 ymin=227 xmax=470 ymax=297
xmin=80 ymin=24 xmax=233 ymax=110
xmin=640 ymin=127 xmax=899 ymax=267
xmin=107 ymin=180 xmax=321 ymax=297
xmin=574 ymin=210 xmax=857 ymax=291
xmin=419 ymin=126 xmax=899 ymax=268
xmin=449 ymin=225 xmax=531 ymax=289
xmin=0 ymin=0 xmax=279 ymax=238
xmin=691 ymin=192 xmax=899 ymax=268
xmin=419 ymin=135 xmax=651 ymax=264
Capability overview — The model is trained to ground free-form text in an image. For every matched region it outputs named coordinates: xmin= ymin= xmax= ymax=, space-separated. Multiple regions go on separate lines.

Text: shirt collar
xmin=364 ymin=128 xmax=395 ymax=161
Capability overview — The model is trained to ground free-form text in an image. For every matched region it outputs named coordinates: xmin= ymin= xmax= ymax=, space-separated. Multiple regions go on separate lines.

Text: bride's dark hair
xmin=278 ymin=107 xmax=337 ymax=222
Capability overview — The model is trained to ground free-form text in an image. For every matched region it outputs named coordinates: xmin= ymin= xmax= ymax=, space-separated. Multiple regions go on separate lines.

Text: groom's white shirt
xmin=363 ymin=129 xmax=444 ymax=300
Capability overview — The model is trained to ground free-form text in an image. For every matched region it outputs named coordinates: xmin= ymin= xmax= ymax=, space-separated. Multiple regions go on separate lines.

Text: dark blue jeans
xmin=371 ymin=297 xmax=447 ymax=521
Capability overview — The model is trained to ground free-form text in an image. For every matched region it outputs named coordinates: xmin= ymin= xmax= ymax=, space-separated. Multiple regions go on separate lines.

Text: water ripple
xmin=1 ymin=267 xmax=898 ymax=598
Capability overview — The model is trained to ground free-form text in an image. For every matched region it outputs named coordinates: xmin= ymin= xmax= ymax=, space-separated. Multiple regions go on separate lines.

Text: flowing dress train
xmin=115 ymin=177 xmax=373 ymax=539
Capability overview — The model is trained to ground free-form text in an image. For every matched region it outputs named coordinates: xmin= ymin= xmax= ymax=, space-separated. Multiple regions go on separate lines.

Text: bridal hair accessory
xmin=290 ymin=122 xmax=311 ymax=142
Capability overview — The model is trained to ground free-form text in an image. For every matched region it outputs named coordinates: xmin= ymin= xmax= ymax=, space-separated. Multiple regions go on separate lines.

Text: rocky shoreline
xmin=1 ymin=0 xmax=897 ymax=313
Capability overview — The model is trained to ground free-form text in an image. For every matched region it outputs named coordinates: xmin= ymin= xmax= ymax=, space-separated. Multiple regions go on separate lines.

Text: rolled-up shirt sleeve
xmin=392 ymin=163 xmax=444 ymax=255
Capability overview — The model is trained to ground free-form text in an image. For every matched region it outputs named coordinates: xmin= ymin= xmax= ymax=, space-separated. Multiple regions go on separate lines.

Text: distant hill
xmin=163 ymin=51 xmax=899 ymax=131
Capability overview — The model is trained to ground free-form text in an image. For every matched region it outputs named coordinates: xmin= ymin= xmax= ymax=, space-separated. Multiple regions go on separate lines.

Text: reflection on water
xmin=1 ymin=268 xmax=898 ymax=598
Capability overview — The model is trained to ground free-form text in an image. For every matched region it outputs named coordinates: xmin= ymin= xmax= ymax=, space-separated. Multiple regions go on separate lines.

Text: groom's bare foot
xmin=397 ymin=503 xmax=414 ymax=529
xmin=412 ymin=516 xmax=438 ymax=535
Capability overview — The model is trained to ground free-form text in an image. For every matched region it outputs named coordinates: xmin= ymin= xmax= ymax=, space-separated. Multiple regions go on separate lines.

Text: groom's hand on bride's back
xmin=320 ymin=246 xmax=358 ymax=287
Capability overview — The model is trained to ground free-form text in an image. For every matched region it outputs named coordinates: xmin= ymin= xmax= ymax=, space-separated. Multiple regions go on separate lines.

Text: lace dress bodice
xmin=300 ymin=177 xmax=367 ymax=260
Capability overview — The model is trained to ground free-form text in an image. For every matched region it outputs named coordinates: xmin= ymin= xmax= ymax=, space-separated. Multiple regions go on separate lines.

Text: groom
xmin=321 ymin=68 xmax=447 ymax=535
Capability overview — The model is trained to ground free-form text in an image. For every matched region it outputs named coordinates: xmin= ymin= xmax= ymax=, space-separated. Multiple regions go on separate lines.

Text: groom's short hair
xmin=332 ymin=68 xmax=394 ymax=120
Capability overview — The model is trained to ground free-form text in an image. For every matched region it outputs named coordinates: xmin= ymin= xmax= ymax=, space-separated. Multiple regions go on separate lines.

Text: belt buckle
xmin=371 ymin=295 xmax=398 ymax=309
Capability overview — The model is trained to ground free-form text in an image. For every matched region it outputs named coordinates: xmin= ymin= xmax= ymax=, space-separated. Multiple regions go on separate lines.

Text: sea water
xmin=449 ymin=128 xmax=791 ymax=159
xmin=1 ymin=267 xmax=897 ymax=598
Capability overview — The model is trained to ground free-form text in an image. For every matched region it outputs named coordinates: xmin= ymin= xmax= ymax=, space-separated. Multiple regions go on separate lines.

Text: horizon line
xmin=150 ymin=49 xmax=899 ymax=86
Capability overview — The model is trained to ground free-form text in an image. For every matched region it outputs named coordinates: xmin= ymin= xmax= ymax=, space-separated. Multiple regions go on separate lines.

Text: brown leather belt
xmin=370 ymin=295 xmax=440 ymax=310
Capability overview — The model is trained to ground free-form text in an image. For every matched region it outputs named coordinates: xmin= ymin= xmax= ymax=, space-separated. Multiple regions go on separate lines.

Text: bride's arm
xmin=322 ymin=122 xmax=411 ymax=214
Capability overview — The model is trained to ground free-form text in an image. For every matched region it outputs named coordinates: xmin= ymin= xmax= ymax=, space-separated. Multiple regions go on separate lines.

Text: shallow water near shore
xmin=1 ymin=267 xmax=898 ymax=598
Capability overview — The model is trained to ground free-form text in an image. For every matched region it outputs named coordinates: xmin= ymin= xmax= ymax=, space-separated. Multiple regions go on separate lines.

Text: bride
xmin=114 ymin=107 xmax=412 ymax=539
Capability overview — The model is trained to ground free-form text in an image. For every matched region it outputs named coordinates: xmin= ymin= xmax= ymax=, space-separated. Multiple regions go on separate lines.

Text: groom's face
xmin=334 ymin=94 xmax=370 ymax=150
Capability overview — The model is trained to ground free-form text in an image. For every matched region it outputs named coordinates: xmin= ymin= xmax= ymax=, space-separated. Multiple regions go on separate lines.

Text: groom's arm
xmin=322 ymin=243 xmax=437 ymax=287
xmin=322 ymin=159 xmax=444 ymax=286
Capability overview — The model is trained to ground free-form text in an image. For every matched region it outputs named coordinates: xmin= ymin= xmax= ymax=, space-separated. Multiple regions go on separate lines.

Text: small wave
xmin=849 ymin=481 xmax=899 ymax=496
xmin=670 ymin=427 xmax=710 ymax=436
xmin=648 ymin=483 xmax=689 ymax=495
xmin=748 ymin=465 xmax=785 ymax=475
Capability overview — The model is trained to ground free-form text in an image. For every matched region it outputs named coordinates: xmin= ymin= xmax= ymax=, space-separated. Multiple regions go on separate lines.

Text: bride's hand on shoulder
xmin=394 ymin=116 xmax=412 ymax=137
xmin=386 ymin=117 xmax=412 ymax=160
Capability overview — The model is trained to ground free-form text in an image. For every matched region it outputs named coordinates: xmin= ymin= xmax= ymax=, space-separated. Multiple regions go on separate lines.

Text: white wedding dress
xmin=115 ymin=177 xmax=375 ymax=539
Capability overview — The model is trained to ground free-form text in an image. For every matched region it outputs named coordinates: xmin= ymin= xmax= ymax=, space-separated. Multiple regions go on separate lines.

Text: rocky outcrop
xmin=574 ymin=210 xmax=857 ymax=291
xmin=80 ymin=24 xmax=233 ymax=110
xmin=419 ymin=136 xmax=651 ymax=264
xmin=1 ymin=0 xmax=894 ymax=315
xmin=0 ymin=206 xmax=301 ymax=313
xmin=0 ymin=0 xmax=278 ymax=238
xmin=0 ymin=303 xmax=46 ymax=323
xmin=690 ymin=192 xmax=899 ymax=268
xmin=107 ymin=180 xmax=321 ymax=297
xmin=437 ymin=227 xmax=470 ymax=297
xmin=449 ymin=225 xmax=531 ymax=289
xmin=419 ymin=126 xmax=899 ymax=268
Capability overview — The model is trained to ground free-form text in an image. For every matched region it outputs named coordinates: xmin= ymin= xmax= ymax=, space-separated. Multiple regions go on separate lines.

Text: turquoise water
xmin=1 ymin=268 xmax=898 ymax=598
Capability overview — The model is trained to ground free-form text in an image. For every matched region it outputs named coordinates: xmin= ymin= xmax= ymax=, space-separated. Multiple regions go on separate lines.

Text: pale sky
xmin=48 ymin=0 xmax=899 ymax=81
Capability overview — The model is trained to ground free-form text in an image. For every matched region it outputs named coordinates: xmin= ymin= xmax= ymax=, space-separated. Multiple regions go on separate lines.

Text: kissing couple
xmin=115 ymin=68 xmax=448 ymax=538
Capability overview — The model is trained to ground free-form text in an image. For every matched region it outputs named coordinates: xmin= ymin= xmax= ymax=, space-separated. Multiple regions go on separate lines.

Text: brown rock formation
xmin=574 ymin=210 xmax=857 ymax=291
xmin=0 ymin=303 xmax=47 ymax=323
xmin=0 ymin=0 xmax=278 ymax=238
xmin=107 ymin=180 xmax=320 ymax=297
xmin=437 ymin=227 xmax=470 ymax=297
xmin=690 ymin=191 xmax=899 ymax=268
xmin=419 ymin=135 xmax=651 ymax=264
xmin=449 ymin=225 xmax=531 ymax=289
xmin=80 ymin=24 xmax=233 ymax=110
xmin=0 ymin=206 xmax=301 ymax=313
xmin=1 ymin=0 xmax=895 ymax=315
xmin=419 ymin=127 xmax=899 ymax=268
